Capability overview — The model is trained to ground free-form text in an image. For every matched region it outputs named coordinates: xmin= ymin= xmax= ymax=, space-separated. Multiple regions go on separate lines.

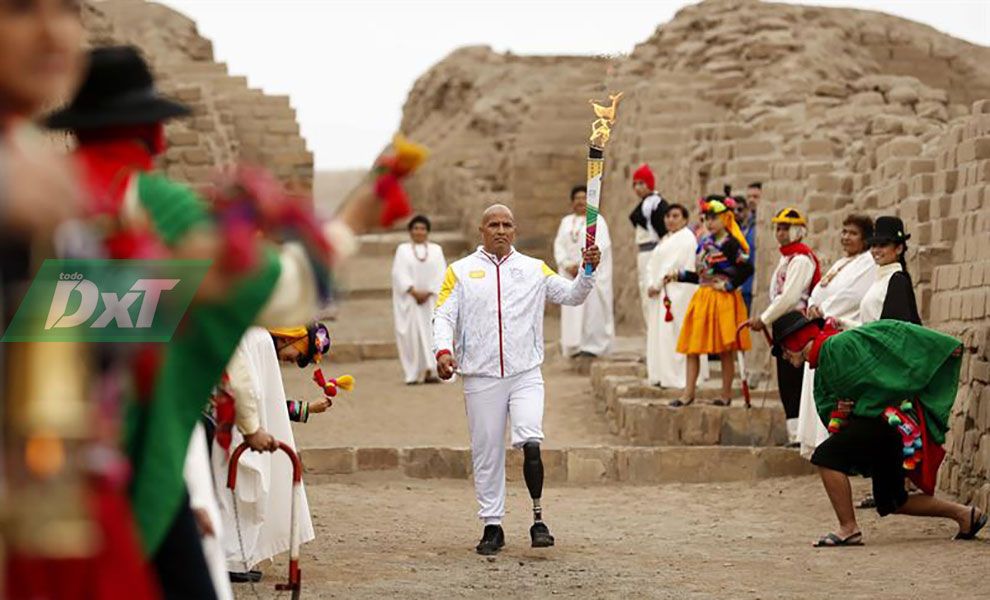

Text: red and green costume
xmin=810 ymin=320 xmax=961 ymax=445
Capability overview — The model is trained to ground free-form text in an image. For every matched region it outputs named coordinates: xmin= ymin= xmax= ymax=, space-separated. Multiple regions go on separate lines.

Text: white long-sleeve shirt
xmin=806 ymin=251 xmax=876 ymax=323
xmin=432 ymin=246 xmax=595 ymax=378
xmin=761 ymin=253 xmax=816 ymax=325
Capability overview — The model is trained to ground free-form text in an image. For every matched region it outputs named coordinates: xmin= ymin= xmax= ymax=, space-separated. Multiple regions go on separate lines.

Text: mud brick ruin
xmin=88 ymin=0 xmax=990 ymax=512
xmin=83 ymin=0 xmax=313 ymax=194
xmin=399 ymin=0 xmax=990 ymax=510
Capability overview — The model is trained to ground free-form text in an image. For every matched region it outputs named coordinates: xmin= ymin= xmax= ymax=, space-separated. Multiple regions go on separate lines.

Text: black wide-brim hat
xmin=770 ymin=310 xmax=824 ymax=358
xmin=45 ymin=45 xmax=191 ymax=131
xmin=867 ymin=215 xmax=911 ymax=246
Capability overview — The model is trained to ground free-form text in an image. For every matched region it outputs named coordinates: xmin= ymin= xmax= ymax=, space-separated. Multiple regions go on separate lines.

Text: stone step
xmin=609 ymin=399 xmax=787 ymax=446
xmin=590 ymin=359 xmax=784 ymax=447
xmin=601 ymin=377 xmax=778 ymax=407
xmin=355 ymin=230 xmax=471 ymax=258
xmin=385 ymin=214 xmax=460 ymax=232
xmin=300 ymin=445 xmax=813 ymax=484
xmin=319 ymin=297 xmax=395 ymax=341
xmin=590 ymin=360 xmax=763 ymax=401
xmin=333 ymin=255 xmax=394 ymax=298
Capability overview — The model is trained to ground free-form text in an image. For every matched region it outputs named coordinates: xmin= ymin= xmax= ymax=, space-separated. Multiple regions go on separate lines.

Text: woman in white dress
xmin=645 ymin=204 xmax=708 ymax=387
xmin=392 ymin=215 xmax=447 ymax=383
xmin=553 ymin=185 xmax=614 ymax=357
xmin=796 ymin=214 xmax=876 ymax=457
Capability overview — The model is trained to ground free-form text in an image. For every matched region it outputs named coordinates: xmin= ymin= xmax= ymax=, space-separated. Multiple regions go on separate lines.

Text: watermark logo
xmin=3 ymin=259 xmax=209 ymax=342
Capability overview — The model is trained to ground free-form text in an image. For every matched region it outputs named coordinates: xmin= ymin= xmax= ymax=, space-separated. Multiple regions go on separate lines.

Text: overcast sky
xmin=157 ymin=0 xmax=989 ymax=171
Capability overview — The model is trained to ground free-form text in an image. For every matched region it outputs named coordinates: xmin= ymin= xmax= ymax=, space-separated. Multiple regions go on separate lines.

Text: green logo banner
xmin=2 ymin=259 xmax=210 ymax=342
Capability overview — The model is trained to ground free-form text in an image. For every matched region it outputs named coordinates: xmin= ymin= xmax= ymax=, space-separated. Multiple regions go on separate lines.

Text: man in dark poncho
xmin=772 ymin=311 xmax=987 ymax=547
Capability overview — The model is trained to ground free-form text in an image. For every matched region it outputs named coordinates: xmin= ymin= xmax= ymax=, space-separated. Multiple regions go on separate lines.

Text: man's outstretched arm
xmin=543 ymin=245 xmax=600 ymax=306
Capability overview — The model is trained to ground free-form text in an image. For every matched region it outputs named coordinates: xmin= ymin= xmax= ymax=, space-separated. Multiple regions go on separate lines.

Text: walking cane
xmin=736 ymin=322 xmax=773 ymax=409
xmin=227 ymin=440 xmax=304 ymax=600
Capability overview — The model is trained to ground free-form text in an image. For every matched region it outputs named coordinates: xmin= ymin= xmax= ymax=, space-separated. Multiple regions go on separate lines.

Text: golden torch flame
xmin=588 ymin=92 xmax=623 ymax=148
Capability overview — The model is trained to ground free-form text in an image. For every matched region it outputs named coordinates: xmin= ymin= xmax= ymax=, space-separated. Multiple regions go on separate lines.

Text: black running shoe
xmin=475 ymin=524 xmax=505 ymax=555
xmin=530 ymin=522 xmax=555 ymax=548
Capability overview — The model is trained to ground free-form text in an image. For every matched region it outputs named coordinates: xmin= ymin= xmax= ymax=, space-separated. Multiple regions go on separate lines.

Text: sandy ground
xmin=236 ymin=341 xmax=988 ymax=599
xmin=285 ymin=357 xmax=621 ymax=449
xmin=235 ymin=475 xmax=988 ymax=600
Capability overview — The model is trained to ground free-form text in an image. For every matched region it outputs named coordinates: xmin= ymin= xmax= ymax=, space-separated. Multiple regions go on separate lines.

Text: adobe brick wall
xmin=83 ymin=0 xmax=312 ymax=194
xmin=399 ymin=0 xmax=990 ymax=505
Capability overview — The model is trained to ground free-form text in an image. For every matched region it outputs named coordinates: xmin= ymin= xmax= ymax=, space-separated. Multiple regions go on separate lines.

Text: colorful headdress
xmin=701 ymin=198 xmax=750 ymax=253
xmin=632 ymin=164 xmax=655 ymax=190
xmin=701 ymin=199 xmax=729 ymax=215
xmin=771 ymin=207 xmax=807 ymax=226
xmin=269 ymin=322 xmax=331 ymax=367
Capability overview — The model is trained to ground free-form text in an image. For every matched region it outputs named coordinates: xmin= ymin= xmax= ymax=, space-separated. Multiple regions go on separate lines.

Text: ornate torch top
xmin=588 ymin=92 xmax=623 ymax=149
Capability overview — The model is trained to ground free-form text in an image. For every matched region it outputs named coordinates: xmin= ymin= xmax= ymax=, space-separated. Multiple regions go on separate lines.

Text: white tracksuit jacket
xmin=433 ymin=246 xmax=595 ymax=378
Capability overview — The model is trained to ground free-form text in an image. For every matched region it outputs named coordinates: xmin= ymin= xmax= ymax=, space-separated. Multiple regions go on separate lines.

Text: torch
xmin=584 ymin=92 xmax=623 ymax=275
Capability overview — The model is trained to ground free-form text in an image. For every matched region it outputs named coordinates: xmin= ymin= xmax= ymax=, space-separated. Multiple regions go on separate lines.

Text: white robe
xmin=645 ymin=227 xmax=709 ymax=387
xmin=796 ymin=252 xmax=876 ymax=458
xmin=392 ymin=241 xmax=447 ymax=383
xmin=553 ymin=213 xmax=614 ymax=356
xmin=212 ymin=327 xmax=315 ymax=572
xmin=184 ymin=423 xmax=234 ymax=600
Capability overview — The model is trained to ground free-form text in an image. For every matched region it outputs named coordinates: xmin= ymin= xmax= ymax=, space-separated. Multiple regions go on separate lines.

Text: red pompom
xmin=375 ymin=172 xmax=412 ymax=227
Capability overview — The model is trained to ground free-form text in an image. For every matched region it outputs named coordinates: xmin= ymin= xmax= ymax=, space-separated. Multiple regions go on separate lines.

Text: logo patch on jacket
xmin=469 ymin=270 xmax=486 ymax=279
xmin=510 ymin=267 xmax=524 ymax=280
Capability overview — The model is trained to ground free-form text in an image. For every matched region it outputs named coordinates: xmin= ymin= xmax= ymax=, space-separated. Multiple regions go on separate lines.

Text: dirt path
xmin=236 ymin=475 xmax=987 ymax=599
xmin=285 ymin=356 xmax=621 ymax=449
xmin=255 ymin=337 xmax=988 ymax=599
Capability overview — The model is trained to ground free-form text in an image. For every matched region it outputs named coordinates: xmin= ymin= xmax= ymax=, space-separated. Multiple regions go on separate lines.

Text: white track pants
xmin=463 ymin=366 xmax=545 ymax=525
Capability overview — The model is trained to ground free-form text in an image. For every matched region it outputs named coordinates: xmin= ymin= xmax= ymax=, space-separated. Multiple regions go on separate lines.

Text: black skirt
xmin=811 ymin=416 xmax=908 ymax=516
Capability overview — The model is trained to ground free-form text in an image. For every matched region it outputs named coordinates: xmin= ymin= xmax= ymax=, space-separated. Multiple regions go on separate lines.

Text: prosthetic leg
xmin=523 ymin=442 xmax=555 ymax=547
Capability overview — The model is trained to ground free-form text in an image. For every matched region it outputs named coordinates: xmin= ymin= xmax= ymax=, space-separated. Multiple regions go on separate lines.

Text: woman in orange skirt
xmin=664 ymin=198 xmax=753 ymax=406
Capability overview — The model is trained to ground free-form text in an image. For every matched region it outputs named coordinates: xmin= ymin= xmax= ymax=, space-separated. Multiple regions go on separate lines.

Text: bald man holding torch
xmin=433 ymin=204 xmax=601 ymax=555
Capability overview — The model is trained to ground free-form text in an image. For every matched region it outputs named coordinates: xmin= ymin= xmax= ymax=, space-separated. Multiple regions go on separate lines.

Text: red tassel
xmin=662 ymin=285 xmax=674 ymax=322
xmin=312 ymin=368 xmax=338 ymax=398
xmin=375 ymin=172 xmax=412 ymax=227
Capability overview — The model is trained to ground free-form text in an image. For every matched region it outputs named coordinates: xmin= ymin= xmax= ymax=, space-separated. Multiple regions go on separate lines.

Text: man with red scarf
xmin=748 ymin=207 xmax=820 ymax=445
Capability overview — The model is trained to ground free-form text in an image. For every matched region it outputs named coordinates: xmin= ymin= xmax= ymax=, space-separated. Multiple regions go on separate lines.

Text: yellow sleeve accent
xmin=435 ymin=266 xmax=458 ymax=308
xmin=540 ymin=261 xmax=557 ymax=278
